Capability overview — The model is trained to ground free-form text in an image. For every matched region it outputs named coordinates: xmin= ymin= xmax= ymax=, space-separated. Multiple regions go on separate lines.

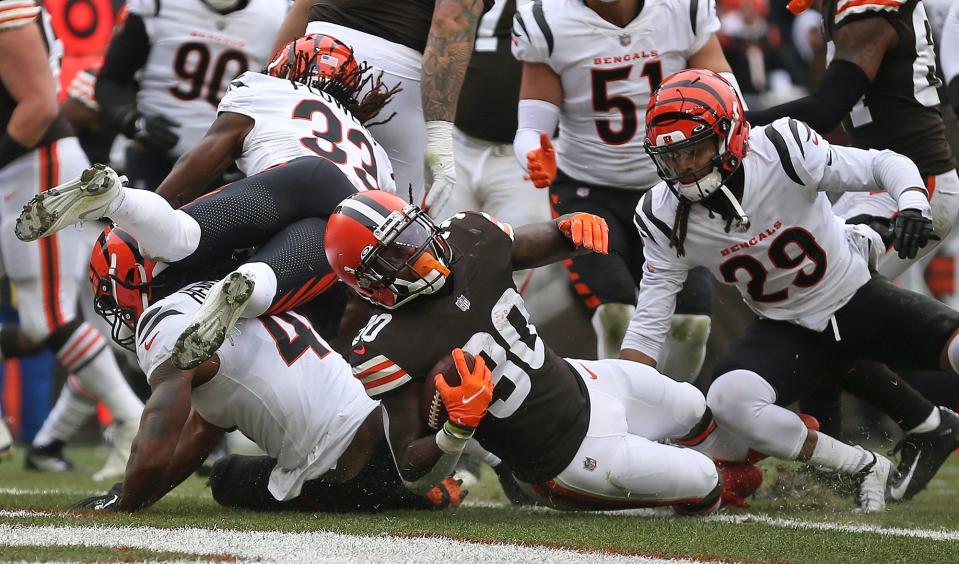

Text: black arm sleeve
xmin=745 ymin=59 xmax=871 ymax=134
xmin=95 ymin=13 xmax=151 ymax=130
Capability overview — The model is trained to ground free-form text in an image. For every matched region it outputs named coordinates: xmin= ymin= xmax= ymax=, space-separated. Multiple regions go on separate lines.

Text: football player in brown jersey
xmin=323 ymin=190 xmax=727 ymax=514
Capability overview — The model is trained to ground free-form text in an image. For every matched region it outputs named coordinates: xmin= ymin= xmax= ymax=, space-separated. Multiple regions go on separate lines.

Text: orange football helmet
xmin=644 ymin=69 xmax=749 ymax=203
xmin=324 ymin=191 xmax=451 ymax=309
xmin=266 ymin=33 xmax=360 ymax=89
xmin=89 ymin=225 xmax=157 ymax=350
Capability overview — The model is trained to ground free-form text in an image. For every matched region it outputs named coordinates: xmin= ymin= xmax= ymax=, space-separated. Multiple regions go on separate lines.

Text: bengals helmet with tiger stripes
xmin=266 ymin=33 xmax=361 ymax=89
xmin=89 ymin=225 xmax=157 ymax=350
xmin=644 ymin=69 xmax=749 ymax=204
xmin=325 ymin=191 xmax=451 ymax=309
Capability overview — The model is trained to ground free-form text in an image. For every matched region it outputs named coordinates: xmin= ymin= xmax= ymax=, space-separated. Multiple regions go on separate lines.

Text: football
xmin=421 ymin=350 xmax=475 ymax=430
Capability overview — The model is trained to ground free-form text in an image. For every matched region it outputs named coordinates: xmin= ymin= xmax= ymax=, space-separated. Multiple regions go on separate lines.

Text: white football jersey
xmin=129 ymin=0 xmax=287 ymax=156
xmin=625 ymin=118 xmax=890 ymax=360
xmin=136 ymin=281 xmax=378 ymax=501
xmin=218 ymin=71 xmax=396 ymax=192
xmin=511 ymin=0 xmax=719 ymax=189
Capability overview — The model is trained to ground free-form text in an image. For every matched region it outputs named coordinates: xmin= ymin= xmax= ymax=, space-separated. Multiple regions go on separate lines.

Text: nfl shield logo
xmin=583 ymin=457 xmax=597 ymax=472
xmin=619 ymin=34 xmax=631 ymax=47
xmin=456 ymin=295 xmax=471 ymax=312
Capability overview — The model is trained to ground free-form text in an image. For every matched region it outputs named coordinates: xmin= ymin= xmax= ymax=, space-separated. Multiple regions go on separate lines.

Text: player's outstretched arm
xmin=117 ymin=359 xmax=217 ymax=512
xmin=153 ymin=410 xmax=226 ymax=498
xmin=155 ymin=112 xmax=253 ymax=208
xmin=745 ymin=15 xmax=896 ymax=133
xmin=269 ymin=0 xmax=312 ymax=58
xmin=511 ymin=213 xmax=608 ymax=271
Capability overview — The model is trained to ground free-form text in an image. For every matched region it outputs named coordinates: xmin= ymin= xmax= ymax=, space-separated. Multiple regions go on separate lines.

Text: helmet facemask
xmin=89 ymin=227 xmax=153 ymax=351
xmin=348 ymin=206 xmax=451 ymax=309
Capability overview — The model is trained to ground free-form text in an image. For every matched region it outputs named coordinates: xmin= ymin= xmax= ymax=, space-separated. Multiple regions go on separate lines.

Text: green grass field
xmin=1 ymin=446 xmax=958 ymax=562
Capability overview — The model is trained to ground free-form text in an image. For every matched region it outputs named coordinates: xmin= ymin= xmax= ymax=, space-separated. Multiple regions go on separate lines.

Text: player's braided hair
xmin=289 ymin=49 xmax=403 ymax=126
xmin=670 ymin=197 xmax=739 ymax=258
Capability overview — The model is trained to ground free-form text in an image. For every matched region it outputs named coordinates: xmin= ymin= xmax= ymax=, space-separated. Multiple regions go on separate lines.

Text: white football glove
xmin=423 ymin=120 xmax=456 ymax=215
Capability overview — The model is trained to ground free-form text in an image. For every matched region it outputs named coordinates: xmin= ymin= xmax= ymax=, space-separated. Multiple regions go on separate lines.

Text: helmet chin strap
xmin=717 ymin=185 xmax=750 ymax=231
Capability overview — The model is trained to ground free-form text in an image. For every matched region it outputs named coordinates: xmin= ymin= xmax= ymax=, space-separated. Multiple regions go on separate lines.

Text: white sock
xmin=32 ymin=377 xmax=97 ymax=446
xmin=591 ymin=303 xmax=635 ymax=359
xmin=809 ymin=432 xmax=871 ymax=474
xmin=105 ymin=188 xmax=200 ymax=262
xmin=908 ymin=407 xmax=941 ymax=434
xmin=55 ymin=322 xmax=144 ymax=423
xmin=237 ymin=262 xmax=279 ymax=318
xmin=658 ymin=314 xmax=711 ymax=383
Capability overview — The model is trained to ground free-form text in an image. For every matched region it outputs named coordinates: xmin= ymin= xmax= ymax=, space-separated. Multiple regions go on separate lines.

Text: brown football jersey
xmin=310 ymin=0 xmax=495 ymax=54
xmin=349 ymin=212 xmax=590 ymax=483
xmin=824 ymin=0 xmax=956 ymax=176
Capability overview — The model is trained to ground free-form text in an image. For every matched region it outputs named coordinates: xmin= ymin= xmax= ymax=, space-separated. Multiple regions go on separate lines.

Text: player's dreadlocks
xmin=670 ymin=196 xmax=742 ymax=258
xmin=287 ymin=48 xmax=403 ymax=126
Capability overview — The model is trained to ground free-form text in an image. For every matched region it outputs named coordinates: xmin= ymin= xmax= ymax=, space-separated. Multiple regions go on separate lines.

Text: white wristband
xmin=425 ymin=120 xmax=454 ymax=159
xmin=898 ymin=189 xmax=932 ymax=218
xmin=435 ymin=426 xmax=470 ymax=454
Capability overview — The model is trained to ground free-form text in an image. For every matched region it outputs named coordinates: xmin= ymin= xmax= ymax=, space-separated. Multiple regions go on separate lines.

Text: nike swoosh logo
xmin=353 ymin=345 xmax=366 ymax=355
xmin=461 ymin=385 xmax=487 ymax=405
xmin=144 ymin=333 xmax=159 ymax=351
xmin=890 ymin=452 xmax=920 ymax=500
xmin=585 ymin=367 xmax=599 ymax=380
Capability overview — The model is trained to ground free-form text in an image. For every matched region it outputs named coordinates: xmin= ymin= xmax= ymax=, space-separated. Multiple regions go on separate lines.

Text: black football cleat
xmin=889 ymin=407 xmax=959 ymax=502
xmin=25 ymin=440 xmax=75 ymax=472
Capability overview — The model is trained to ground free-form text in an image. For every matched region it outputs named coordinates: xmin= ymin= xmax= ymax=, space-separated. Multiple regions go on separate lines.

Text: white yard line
xmin=0 ymin=523 xmax=698 ymax=563
xmin=708 ymin=513 xmax=959 ymax=542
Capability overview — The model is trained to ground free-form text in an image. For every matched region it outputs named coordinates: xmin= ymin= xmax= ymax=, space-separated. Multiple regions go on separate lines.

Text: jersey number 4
xmin=719 ymin=227 xmax=827 ymax=303
xmin=591 ymin=61 xmax=662 ymax=145
xmin=260 ymin=313 xmax=330 ymax=366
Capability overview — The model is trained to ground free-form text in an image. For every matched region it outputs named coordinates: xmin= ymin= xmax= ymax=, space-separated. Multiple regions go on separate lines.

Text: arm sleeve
xmin=745 ymin=59 xmax=870 ymax=133
xmin=0 ymin=0 xmax=40 ymax=31
xmin=621 ymin=194 xmax=689 ymax=360
xmin=822 ymin=145 xmax=930 ymax=216
xmin=687 ymin=0 xmax=721 ymax=54
xmin=510 ymin=3 xmax=550 ymax=63
xmin=95 ymin=12 xmax=150 ymax=129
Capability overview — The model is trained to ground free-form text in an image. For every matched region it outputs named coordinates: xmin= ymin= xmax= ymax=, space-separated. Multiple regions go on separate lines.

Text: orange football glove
xmin=525 ymin=132 xmax=557 ymax=189
xmin=434 ymin=348 xmax=493 ymax=432
xmin=558 ymin=213 xmax=609 ymax=254
xmin=425 ymin=476 xmax=468 ymax=509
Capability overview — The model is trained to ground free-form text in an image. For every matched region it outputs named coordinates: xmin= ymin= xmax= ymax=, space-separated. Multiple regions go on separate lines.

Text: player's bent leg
xmin=659 ymin=267 xmax=714 ymax=383
xmin=709 ymin=369 xmax=893 ymax=512
xmin=173 ymin=157 xmax=357 ymax=270
xmin=209 ymin=454 xmax=292 ymax=511
xmin=658 ymin=314 xmax=711 ymax=384
xmin=528 ymin=433 xmax=720 ymax=513
xmin=570 ymin=358 xmax=707 ymax=440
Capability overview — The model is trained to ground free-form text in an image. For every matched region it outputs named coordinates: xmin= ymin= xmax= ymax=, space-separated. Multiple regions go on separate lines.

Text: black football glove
xmin=892 ymin=208 xmax=936 ymax=260
xmin=121 ymin=111 xmax=180 ymax=152
xmin=845 ymin=213 xmax=894 ymax=246
xmin=69 ymin=481 xmax=123 ymax=511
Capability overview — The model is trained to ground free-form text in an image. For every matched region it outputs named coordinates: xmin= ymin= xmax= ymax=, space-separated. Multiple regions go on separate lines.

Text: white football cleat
xmin=854 ymin=451 xmax=893 ymax=513
xmin=93 ymin=420 xmax=138 ymax=482
xmin=172 ymin=271 xmax=255 ymax=370
xmin=15 ymin=163 xmax=125 ymax=241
